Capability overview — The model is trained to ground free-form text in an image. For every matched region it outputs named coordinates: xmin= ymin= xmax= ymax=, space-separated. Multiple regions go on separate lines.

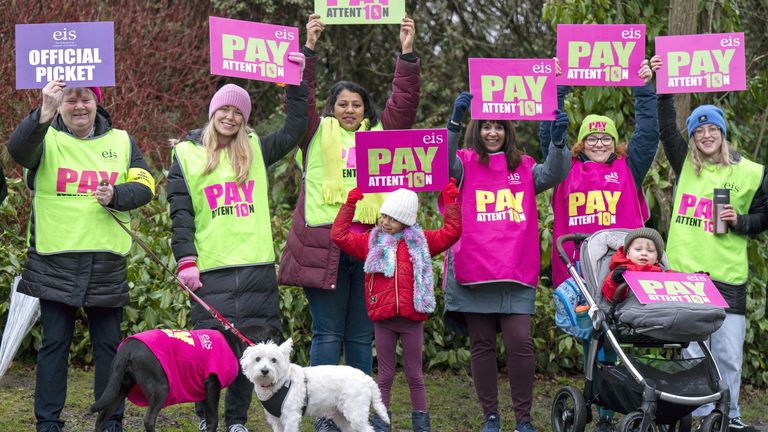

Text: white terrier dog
xmin=240 ymin=338 xmax=389 ymax=432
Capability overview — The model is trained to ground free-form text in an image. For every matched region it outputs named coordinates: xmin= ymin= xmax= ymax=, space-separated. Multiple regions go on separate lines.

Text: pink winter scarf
xmin=363 ymin=225 xmax=436 ymax=313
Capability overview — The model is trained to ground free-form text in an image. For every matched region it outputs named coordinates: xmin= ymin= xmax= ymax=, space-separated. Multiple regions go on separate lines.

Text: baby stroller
xmin=550 ymin=229 xmax=731 ymax=432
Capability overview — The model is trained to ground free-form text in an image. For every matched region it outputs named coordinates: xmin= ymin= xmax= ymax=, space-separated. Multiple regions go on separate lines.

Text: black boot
xmin=372 ymin=410 xmax=391 ymax=432
xmin=412 ymin=411 xmax=431 ymax=432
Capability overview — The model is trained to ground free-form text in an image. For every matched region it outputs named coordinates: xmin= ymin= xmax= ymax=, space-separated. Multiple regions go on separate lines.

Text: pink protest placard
xmin=623 ymin=271 xmax=729 ymax=307
xmin=209 ymin=16 xmax=300 ymax=85
xmin=556 ymin=24 xmax=646 ymax=87
xmin=655 ymin=33 xmax=746 ymax=94
xmin=315 ymin=0 xmax=406 ymax=25
xmin=468 ymin=58 xmax=557 ymax=121
xmin=354 ymin=129 xmax=448 ymax=193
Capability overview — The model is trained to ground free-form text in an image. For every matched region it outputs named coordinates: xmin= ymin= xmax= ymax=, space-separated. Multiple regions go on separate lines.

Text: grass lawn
xmin=1 ymin=362 xmax=767 ymax=431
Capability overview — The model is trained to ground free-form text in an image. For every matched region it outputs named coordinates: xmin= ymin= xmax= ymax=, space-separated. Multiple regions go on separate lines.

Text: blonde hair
xmin=688 ymin=136 xmax=734 ymax=176
xmin=201 ymin=122 xmax=253 ymax=184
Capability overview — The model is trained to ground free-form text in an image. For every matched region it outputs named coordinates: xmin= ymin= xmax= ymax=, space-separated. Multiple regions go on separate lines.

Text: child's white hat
xmin=380 ymin=188 xmax=418 ymax=226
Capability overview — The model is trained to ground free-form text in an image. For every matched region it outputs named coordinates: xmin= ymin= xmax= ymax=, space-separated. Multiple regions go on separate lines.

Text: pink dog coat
xmin=124 ymin=329 xmax=239 ymax=407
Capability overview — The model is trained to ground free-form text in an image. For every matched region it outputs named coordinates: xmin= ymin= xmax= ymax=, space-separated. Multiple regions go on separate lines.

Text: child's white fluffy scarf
xmin=363 ymin=225 xmax=435 ymax=313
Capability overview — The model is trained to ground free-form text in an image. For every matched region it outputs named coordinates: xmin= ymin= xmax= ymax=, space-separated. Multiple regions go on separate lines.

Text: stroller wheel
xmin=551 ymin=386 xmax=587 ymax=432
xmin=619 ymin=410 xmax=657 ymax=432
xmin=699 ymin=412 xmax=725 ymax=432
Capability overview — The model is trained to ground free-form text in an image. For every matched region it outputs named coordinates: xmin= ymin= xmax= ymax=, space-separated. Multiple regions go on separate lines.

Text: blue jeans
xmin=684 ymin=312 xmax=745 ymax=419
xmin=304 ymin=252 xmax=373 ymax=374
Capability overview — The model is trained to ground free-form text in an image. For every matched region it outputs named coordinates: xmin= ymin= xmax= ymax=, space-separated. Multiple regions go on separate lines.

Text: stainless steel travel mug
xmin=713 ymin=188 xmax=730 ymax=234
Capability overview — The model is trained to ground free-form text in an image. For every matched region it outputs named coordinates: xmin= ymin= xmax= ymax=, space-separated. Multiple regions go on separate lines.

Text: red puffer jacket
xmin=331 ymin=202 xmax=461 ymax=322
xmin=602 ymin=246 xmax=663 ymax=302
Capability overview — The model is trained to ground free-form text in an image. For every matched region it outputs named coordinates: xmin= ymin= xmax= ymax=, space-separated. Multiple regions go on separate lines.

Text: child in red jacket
xmin=602 ymin=227 xmax=665 ymax=302
xmin=331 ymin=181 xmax=461 ymax=432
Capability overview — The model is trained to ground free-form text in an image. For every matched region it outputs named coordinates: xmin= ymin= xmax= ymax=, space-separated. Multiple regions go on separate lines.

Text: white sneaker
xmin=227 ymin=424 xmax=249 ymax=432
xmin=198 ymin=419 xmax=221 ymax=432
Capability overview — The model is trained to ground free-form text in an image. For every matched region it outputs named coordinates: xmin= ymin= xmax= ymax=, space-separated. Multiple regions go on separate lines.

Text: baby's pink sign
xmin=468 ymin=58 xmax=556 ymax=121
xmin=655 ymin=33 xmax=746 ymax=94
xmin=355 ymin=129 xmax=448 ymax=193
xmin=556 ymin=24 xmax=646 ymax=87
xmin=209 ymin=16 xmax=301 ymax=85
xmin=624 ymin=271 xmax=729 ymax=308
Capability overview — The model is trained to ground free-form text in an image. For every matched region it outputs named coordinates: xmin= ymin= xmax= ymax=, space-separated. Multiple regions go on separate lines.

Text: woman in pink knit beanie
xmin=167 ymin=52 xmax=308 ymax=432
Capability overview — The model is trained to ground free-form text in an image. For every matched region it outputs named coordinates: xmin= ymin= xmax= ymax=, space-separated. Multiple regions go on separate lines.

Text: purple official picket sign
xmin=355 ymin=129 xmax=448 ymax=193
xmin=209 ymin=16 xmax=301 ymax=85
xmin=556 ymin=24 xmax=646 ymax=87
xmin=623 ymin=271 xmax=729 ymax=308
xmin=15 ymin=21 xmax=115 ymax=89
xmin=655 ymin=33 xmax=746 ymax=94
xmin=468 ymin=58 xmax=557 ymax=121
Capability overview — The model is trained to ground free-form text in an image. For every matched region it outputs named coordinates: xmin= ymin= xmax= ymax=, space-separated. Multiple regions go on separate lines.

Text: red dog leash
xmin=99 ymin=194 xmax=255 ymax=346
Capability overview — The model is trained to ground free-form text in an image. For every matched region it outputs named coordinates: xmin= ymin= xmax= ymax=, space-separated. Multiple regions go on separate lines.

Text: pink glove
xmin=177 ymin=257 xmax=202 ymax=291
xmin=288 ymin=52 xmax=306 ymax=77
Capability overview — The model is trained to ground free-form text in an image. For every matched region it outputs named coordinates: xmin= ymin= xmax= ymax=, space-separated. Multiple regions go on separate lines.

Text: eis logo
xmin=197 ymin=333 xmax=213 ymax=350
xmin=508 ymin=172 xmax=521 ymax=185
xmin=52 ymin=28 xmax=77 ymax=41
xmin=604 ymin=171 xmax=619 ymax=184
xmin=102 ymin=149 xmax=118 ymax=160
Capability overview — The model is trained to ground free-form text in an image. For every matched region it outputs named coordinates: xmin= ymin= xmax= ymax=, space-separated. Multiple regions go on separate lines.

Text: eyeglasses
xmin=585 ymin=135 xmax=614 ymax=146
xmin=694 ymin=125 xmax=720 ymax=138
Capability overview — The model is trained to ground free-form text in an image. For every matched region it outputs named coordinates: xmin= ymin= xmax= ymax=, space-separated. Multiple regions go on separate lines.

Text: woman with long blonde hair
xmin=167 ymin=52 xmax=308 ymax=432
xmin=199 ymin=109 xmax=254 ymax=184
xmin=660 ymin=94 xmax=767 ymax=430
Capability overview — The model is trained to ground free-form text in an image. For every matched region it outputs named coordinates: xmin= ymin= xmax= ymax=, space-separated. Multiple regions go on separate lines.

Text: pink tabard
xmin=124 ymin=329 xmax=239 ymax=407
xmin=551 ymin=157 xmax=649 ymax=286
xmin=452 ymin=149 xmax=539 ymax=287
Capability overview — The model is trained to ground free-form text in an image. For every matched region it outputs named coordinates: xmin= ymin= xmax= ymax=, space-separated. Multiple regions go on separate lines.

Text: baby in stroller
xmin=551 ymin=228 xmax=731 ymax=432
xmin=602 ymin=228 xmax=665 ymax=303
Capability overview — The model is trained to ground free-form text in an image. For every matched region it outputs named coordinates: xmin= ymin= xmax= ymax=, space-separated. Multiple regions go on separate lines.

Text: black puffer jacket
xmin=168 ymin=82 xmax=308 ymax=330
xmin=7 ymin=107 xmax=153 ymax=307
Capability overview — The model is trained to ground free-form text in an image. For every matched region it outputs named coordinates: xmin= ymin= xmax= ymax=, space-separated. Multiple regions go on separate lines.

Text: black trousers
xmin=35 ymin=299 xmax=124 ymax=431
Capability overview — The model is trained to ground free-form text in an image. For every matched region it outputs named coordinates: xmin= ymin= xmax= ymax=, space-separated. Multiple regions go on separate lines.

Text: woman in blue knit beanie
xmin=684 ymin=104 xmax=731 ymax=175
xmin=659 ymin=90 xmax=768 ymax=430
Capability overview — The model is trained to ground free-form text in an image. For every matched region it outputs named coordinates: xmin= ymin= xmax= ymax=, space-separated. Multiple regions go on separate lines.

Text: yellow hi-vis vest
xmin=297 ymin=120 xmax=384 ymax=226
xmin=667 ymin=156 xmax=763 ymax=285
xmin=33 ymin=128 xmax=132 ymax=255
xmin=174 ymin=135 xmax=274 ymax=272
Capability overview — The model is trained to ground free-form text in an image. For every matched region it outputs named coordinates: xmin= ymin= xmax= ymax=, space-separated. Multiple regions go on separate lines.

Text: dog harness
xmin=123 ymin=329 xmax=239 ymax=407
xmin=259 ymin=377 xmax=309 ymax=418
